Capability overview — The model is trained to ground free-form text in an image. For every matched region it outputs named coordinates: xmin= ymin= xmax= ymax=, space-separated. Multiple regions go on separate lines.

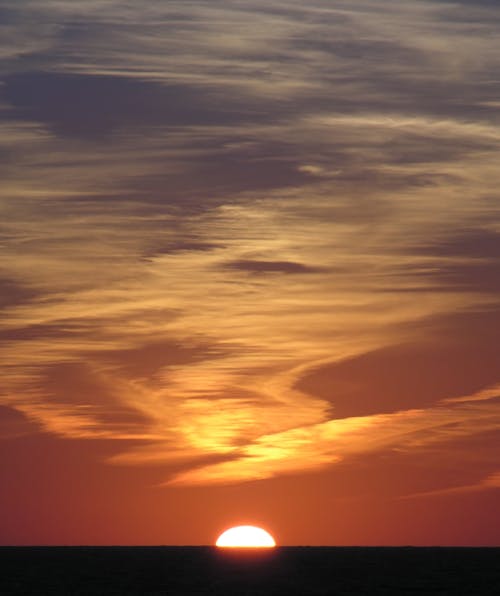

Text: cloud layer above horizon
xmin=1 ymin=0 xmax=500 ymax=497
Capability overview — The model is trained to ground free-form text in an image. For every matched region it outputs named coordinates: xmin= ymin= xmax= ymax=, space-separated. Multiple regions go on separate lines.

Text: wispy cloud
xmin=1 ymin=0 xmax=500 ymax=496
xmin=166 ymin=391 xmax=500 ymax=486
xmin=401 ymin=470 xmax=500 ymax=500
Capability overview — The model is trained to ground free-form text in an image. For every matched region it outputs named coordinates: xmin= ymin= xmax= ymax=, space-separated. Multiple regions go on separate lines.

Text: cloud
xmin=0 ymin=405 xmax=39 ymax=438
xmin=295 ymin=308 xmax=500 ymax=418
xmin=1 ymin=71 xmax=272 ymax=139
xmin=406 ymin=229 xmax=500 ymax=294
xmin=95 ymin=339 xmax=216 ymax=379
xmin=223 ymin=260 xmax=323 ymax=275
xmin=1 ymin=0 xmax=500 ymax=493
xmin=10 ymin=360 xmax=156 ymax=440
xmin=0 ymin=278 xmax=39 ymax=309
xmin=401 ymin=470 xmax=500 ymax=500
xmin=167 ymin=395 xmax=500 ymax=486
xmin=418 ymin=229 xmax=500 ymax=260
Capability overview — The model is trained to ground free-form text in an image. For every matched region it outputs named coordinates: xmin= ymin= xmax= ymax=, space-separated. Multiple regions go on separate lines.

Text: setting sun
xmin=215 ymin=525 xmax=276 ymax=548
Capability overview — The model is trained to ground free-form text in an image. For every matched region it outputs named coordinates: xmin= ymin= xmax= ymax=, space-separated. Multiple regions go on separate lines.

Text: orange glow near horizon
xmin=216 ymin=526 xmax=276 ymax=548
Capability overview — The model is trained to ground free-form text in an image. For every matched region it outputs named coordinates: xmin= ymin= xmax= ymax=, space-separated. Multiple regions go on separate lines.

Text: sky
xmin=1 ymin=0 xmax=499 ymax=546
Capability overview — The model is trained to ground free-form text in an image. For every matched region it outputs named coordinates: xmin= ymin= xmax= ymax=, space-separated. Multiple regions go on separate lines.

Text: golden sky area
xmin=1 ymin=0 xmax=499 ymax=545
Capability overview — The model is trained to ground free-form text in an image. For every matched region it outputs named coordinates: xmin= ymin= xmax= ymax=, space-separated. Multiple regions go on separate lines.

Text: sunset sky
xmin=1 ymin=0 xmax=499 ymax=546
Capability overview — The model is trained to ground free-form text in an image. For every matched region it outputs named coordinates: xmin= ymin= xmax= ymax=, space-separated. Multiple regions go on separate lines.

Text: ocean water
xmin=0 ymin=546 xmax=498 ymax=595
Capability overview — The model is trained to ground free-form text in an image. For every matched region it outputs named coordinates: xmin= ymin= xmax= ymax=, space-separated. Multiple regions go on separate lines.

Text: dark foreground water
xmin=0 ymin=547 xmax=498 ymax=595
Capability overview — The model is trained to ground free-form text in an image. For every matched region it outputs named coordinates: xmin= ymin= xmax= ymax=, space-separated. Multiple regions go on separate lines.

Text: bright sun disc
xmin=216 ymin=525 xmax=276 ymax=548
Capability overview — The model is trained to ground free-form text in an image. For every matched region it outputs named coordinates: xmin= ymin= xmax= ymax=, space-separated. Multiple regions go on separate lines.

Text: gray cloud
xmin=413 ymin=230 xmax=500 ymax=294
xmin=0 ymin=322 xmax=82 ymax=342
xmin=95 ymin=339 xmax=219 ymax=379
xmin=432 ymin=262 xmax=500 ymax=294
xmin=1 ymin=71 xmax=264 ymax=139
xmin=420 ymin=229 xmax=500 ymax=259
xmin=223 ymin=260 xmax=323 ymax=275
xmin=0 ymin=279 xmax=39 ymax=309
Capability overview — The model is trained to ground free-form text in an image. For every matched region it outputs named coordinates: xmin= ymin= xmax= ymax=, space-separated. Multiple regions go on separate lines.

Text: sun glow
xmin=215 ymin=525 xmax=276 ymax=548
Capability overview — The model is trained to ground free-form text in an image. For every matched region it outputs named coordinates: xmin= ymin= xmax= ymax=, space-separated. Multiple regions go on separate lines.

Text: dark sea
xmin=0 ymin=546 xmax=498 ymax=595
